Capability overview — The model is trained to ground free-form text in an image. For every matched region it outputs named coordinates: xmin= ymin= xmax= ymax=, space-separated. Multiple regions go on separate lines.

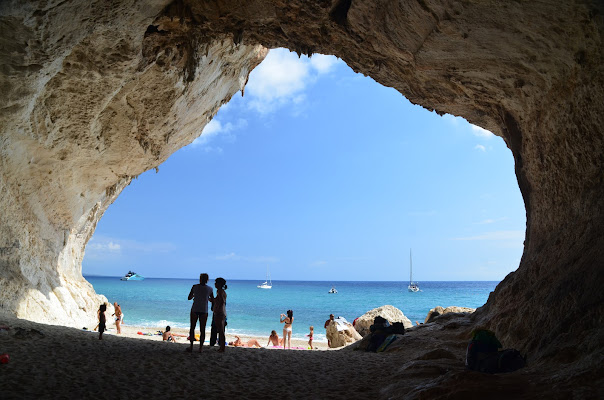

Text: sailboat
xmin=257 ymin=266 xmax=272 ymax=289
xmin=408 ymin=249 xmax=420 ymax=292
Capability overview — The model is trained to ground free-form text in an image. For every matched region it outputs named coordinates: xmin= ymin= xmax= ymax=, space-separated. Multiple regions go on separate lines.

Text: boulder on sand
xmin=424 ymin=306 xmax=476 ymax=324
xmin=326 ymin=317 xmax=363 ymax=348
xmin=354 ymin=305 xmax=412 ymax=337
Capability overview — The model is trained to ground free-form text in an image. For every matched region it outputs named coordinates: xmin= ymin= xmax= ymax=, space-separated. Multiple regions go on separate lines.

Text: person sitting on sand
xmin=163 ymin=326 xmax=176 ymax=342
xmin=267 ymin=330 xmax=284 ymax=346
xmin=280 ymin=309 xmax=294 ymax=349
xmin=228 ymin=336 xmax=262 ymax=348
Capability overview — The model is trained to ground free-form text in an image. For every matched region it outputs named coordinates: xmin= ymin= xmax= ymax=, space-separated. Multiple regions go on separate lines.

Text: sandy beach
xmin=0 ymin=313 xmax=396 ymax=399
xmin=0 ymin=311 xmax=584 ymax=399
xmin=116 ymin=323 xmax=328 ymax=351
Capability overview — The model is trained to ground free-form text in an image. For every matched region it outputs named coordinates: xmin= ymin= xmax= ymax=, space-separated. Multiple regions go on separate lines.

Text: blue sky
xmin=82 ymin=48 xmax=526 ymax=282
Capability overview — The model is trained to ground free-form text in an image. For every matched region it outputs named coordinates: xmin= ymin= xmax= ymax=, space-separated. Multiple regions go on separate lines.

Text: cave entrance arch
xmin=1 ymin=0 xmax=602 ymax=382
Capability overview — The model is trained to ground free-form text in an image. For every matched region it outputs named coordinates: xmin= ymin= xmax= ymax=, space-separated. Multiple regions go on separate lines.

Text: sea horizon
xmin=85 ymin=274 xmax=501 ymax=283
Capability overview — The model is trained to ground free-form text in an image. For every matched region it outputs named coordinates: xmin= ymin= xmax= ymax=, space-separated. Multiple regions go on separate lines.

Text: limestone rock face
xmin=0 ymin=0 xmax=602 ymax=392
xmin=0 ymin=0 xmax=267 ymax=328
xmin=354 ymin=305 xmax=412 ymax=337
xmin=424 ymin=306 xmax=476 ymax=324
xmin=326 ymin=318 xmax=362 ymax=348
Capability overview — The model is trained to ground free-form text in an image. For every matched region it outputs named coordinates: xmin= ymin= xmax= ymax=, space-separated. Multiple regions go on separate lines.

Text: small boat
xmin=328 ymin=286 xmax=338 ymax=294
xmin=120 ymin=271 xmax=144 ymax=281
xmin=257 ymin=266 xmax=272 ymax=289
xmin=408 ymin=249 xmax=420 ymax=292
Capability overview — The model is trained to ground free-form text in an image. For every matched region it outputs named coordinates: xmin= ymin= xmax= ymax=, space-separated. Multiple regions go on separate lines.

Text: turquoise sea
xmin=85 ymin=277 xmax=498 ymax=342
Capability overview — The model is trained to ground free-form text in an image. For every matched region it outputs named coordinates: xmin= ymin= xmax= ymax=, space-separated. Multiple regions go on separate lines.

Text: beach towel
xmin=334 ymin=317 xmax=351 ymax=332
xmin=377 ymin=334 xmax=397 ymax=352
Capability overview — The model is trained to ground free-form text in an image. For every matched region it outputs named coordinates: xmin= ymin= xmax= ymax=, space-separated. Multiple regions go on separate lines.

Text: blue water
xmin=85 ymin=277 xmax=498 ymax=342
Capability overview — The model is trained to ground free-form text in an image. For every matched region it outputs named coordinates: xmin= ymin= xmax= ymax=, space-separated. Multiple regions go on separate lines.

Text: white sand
xmin=0 ymin=314 xmax=399 ymax=399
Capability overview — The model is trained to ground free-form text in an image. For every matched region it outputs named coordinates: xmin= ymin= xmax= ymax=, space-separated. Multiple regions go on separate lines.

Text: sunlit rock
xmin=354 ymin=305 xmax=413 ymax=337
xmin=326 ymin=317 xmax=362 ymax=348
xmin=424 ymin=306 xmax=476 ymax=324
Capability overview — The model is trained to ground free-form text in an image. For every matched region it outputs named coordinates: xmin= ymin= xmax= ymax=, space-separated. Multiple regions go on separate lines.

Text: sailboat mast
xmin=409 ymin=249 xmax=413 ymax=285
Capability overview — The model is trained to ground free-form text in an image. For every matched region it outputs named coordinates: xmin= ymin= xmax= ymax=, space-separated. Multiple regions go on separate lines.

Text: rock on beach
xmin=354 ymin=305 xmax=413 ymax=337
xmin=424 ymin=306 xmax=476 ymax=324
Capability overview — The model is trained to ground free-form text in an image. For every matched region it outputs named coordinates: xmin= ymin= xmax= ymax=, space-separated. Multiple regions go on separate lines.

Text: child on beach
xmin=308 ymin=326 xmax=314 ymax=349
xmin=211 ymin=277 xmax=228 ymax=353
xmin=98 ymin=303 xmax=107 ymax=340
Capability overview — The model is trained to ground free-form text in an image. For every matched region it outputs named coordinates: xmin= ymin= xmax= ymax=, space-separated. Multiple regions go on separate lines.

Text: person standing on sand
xmin=280 ymin=309 xmax=294 ymax=349
xmin=308 ymin=326 xmax=314 ymax=349
xmin=324 ymin=314 xmax=334 ymax=347
xmin=187 ymin=273 xmax=214 ymax=353
xmin=112 ymin=302 xmax=123 ymax=334
xmin=98 ymin=303 xmax=107 ymax=340
xmin=211 ymin=277 xmax=227 ymax=353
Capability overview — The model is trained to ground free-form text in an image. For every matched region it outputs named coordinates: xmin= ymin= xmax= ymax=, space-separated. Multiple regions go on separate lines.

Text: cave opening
xmin=82 ymin=48 xmax=526 ymax=332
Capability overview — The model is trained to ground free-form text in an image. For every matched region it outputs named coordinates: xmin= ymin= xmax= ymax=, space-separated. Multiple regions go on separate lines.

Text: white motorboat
xmin=257 ymin=266 xmax=272 ymax=289
xmin=120 ymin=271 xmax=144 ymax=281
xmin=407 ymin=250 xmax=420 ymax=292
xmin=328 ymin=286 xmax=338 ymax=294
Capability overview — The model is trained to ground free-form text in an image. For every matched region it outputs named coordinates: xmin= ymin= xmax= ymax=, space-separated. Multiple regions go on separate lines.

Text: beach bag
xmin=466 ymin=329 xmax=502 ymax=370
xmin=376 ymin=334 xmax=397 ymax=352
xmin=366 ymin=332 xmax=387 ymax=352
xmin=496 ymin=349 xmax=526 ymax=373
xmin=369 ymin=316 xmax=390 ymax=333
xmin=384 ymin=322 xmax=406 ymax=335
xmin=367 ymin=316 xmax=394 ymax=352
xmin=466 ymin=329 xmax=525 ymax=373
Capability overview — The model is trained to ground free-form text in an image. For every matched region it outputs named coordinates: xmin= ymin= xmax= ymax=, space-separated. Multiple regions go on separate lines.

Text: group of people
xmin=188 ymin=274 xmax=228 ymax=353
xmin=95 ymin=275 xmax=323 ymax=351
xmin=95 ymin=302 xmax=123 ymax=340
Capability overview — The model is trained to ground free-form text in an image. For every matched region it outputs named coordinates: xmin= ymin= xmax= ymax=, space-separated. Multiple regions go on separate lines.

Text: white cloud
xmin=88 ymin=239 xmax=121 ymax=253
xmin=310 ymin=260 xmax=328 ymax=267
xmin=442 ymin=114 xmax=463 ymax=125
xmin=215 ymin=252 xmax=240 ymax=261
xmin=451 ymin=230 xmax=525 ymax=241
xmin=86 ymin=236 xmax=176 ymax=254
xmin=471 ymin=125 xmax=495 ymax=138
xmin=475 ymin=144 xmax=486 ymax=152
xmin=309 ymin=54 xmax=339 ymax=74
xmin=192 ymin=118 xmax=247 ymax=148
xmin=213 ymin=252 xmax=279 ymax=263
xmin=245 ymin=48 xmax=341 ymax=114
xmin=476 ymin=217 xmax=508 ymax=225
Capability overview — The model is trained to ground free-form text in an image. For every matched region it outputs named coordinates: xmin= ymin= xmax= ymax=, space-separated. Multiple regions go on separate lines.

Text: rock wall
xmin=1 ymin=0 xmax=602 ymax=376
xmin=0 ymin=0 xmax=267 ymax=327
